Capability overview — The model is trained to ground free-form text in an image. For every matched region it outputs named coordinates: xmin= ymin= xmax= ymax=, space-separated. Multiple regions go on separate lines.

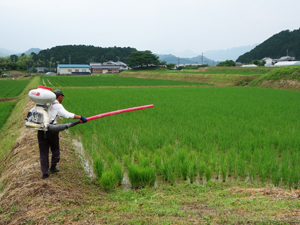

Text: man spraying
xmin=28 ymin=88 xmax=87 ymax=179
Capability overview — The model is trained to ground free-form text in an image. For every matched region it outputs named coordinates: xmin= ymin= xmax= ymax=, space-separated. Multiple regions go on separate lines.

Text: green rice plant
xmin=220 ymin=155 xmax=227 ymax=182
xmin=237 ymin=155 xmax=247 ymax=181
xmin=198 ymin=160 xmax=205 ymax=180
xmin=180 ymin=160 xmax=189 ymax=180
xmin=233 ymin=157 xmax=238 ymax=180
xmin=100 ymin=170 xmax=116 ymax=192
xmin=154 ymin=155 xmax=162 ymax=175
xmin=205 ymin=166 xmax=212 ymax=182
xmin=293 ymin=170 xmax=299 ymax=189
xmin=161 ymin=160 xmax=169 ymax=181
xmin=188 ymin=161 xmax=197 ymax=184
xmin=128 ymin=164 xmax=156 ymax=188
xmin=139 ymin=156 xmax=151 ymax=168
xmin=271 ymin=162 xmax=281 ymax=187
xmin=93 ymin=155 xmax=104 ymax=179
xmin=249 ymin=163 xmax=256 ymax=183
xmin=112 ymin=162 xmax=124 ymax=186
xmin=168 ymin=170 xmax=175 ymax=185
xmin=161 ymin=159 xmax=176 ymax=184
xmin=288 ymin=168 xmax=294 ymax=188
xmin=133 ymin=151 xmax=142 ymax=162
xmin=281 ymin=153 xmax=290 ymax=186
xmin=227 ymin=149 xmax=235 ymax=177
xmin=122 ymin=155 xmax=132 ymax=168
xmin=177 ymin=149 xmax=187 ymax=163
xmin=259 ymin=165 xmax=268 ymax=185
xmin=106 ymin=152 xmax=115 ymax=167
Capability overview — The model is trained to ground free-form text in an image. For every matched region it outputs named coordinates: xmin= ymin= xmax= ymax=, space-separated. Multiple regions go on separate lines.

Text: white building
xmin=273 ymin=61 xmax=300 ymax=67
xmin=90 ymin=61 xmax=128 ymax=74
xmin=242 ymin=64 xmax=258 ymax=67
xmin=57 ymin=64 xmax=90 ymax=75
xmin=262 ymin=57 xmax=273 ymax=64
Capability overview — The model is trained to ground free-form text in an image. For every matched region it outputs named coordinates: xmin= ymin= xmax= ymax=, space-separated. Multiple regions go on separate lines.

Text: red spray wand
xmin=69 ymin=104 xmax=154 ymax=127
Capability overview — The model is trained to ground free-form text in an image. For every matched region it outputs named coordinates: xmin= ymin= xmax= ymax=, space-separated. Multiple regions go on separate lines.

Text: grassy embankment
xmin=0 ymin=77 xmax=37 ymax=171
xmin=119 ymin=67 xmax=271 ymax=86
xmin=249 ymin=66 xmax=300 ymax=90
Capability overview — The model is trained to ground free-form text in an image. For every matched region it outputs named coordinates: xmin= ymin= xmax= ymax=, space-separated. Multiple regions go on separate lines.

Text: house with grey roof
xmin=90 ymin=61 xmax=128 ymax=74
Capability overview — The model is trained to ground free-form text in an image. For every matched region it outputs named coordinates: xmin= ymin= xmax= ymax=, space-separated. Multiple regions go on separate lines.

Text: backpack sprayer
xmin=25 ymin=86 xmax=154 ymax=132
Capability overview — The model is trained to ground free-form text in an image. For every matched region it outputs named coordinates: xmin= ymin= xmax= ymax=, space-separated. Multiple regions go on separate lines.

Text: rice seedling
xmin=153 ymin=155 xmax=162 ymax=175
xmin=112 ymin=162 xmax=124 ymax=186
xmin=122 ymin=155 xmax=132 ymax=168
xmin=198 ymin=160 xmax=205 ymax=181
xmin=220 ymin=155 xmax=227 ymax=182
xmin=93 ymin=155 xmax=104 ymax=180
xmin=100 ymin=170 xmax=116 ymax=191
xmin=271 ymin=162 xmax=281 ymax=187
xmin=205 ymin=166 xmax=212 ymax=182
xmin=128 ymin=164 xmax=156 ymax=189
xmin=188 ymin=161 xmax=197 ymax=184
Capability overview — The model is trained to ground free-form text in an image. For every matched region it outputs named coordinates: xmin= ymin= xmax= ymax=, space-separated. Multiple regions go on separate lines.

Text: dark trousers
xmin=37 ymin=130 xmax=60 ymax=175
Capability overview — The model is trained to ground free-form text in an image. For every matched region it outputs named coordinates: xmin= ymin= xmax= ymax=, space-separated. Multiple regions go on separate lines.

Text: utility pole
xmin=69 ymin=55 xmax=71 ymax=64
xmin=201 ymin=53 xmax=203 ymax=65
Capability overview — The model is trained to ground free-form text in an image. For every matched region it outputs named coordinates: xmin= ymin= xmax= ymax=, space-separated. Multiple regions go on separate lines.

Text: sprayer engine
xmin=25 ymin=86 xmax=56 ymax=131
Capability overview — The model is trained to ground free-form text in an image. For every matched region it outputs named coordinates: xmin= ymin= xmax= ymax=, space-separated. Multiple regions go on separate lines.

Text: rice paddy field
xmin=0 ymin=80 xmax=30 ymax=98
xmin=46 ymin=74 xmax=300 ymax=191
xmin=42 ymin=76 xmax=209 ymax=87
xmin=0 ymin=102 xmax=15 ymax=129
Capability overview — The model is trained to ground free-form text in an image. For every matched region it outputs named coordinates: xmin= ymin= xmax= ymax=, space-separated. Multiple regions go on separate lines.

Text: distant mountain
xmin=17 ymin=48 xmax=42 ymax=56
xmin=203 ymin=44 xmax=258 ymax=62
xmin=0 ymin=48 xmax=19 ymax=57
xmin=157 ymin=49 xmax=199 ymax=58
xmin=156 ymin=54 xmax=218 ymax=66
xmin=0 ymin=47 xmax=42 ymax=57
xmin=236 ymin=28 xmax=300 ymax=63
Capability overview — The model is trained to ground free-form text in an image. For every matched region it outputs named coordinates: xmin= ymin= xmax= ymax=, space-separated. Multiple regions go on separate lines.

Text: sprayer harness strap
xmin=50 ymin=101 xmax=59 ymax=125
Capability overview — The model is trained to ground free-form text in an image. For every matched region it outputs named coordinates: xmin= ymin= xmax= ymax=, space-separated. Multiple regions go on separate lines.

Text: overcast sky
xmin=1 ymin=0 xmax=299 ymax=55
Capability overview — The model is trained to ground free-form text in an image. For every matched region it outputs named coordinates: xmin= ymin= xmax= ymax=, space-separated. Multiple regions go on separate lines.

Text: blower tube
xmin=47 ymin=123 xmax=72 ymax=132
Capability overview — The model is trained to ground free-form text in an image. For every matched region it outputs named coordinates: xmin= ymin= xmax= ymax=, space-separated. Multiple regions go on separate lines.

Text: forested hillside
xmin=236 ymin=28 xmax=300 ymax=63
xmin=36 ymin=45 xmax=137 ymax=66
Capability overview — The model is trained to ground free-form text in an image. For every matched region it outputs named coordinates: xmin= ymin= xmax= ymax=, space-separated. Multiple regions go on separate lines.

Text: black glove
xmin=80 ymin=116 xmax=88 ymax=123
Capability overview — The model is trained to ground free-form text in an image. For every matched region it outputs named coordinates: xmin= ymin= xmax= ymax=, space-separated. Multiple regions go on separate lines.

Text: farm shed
xmin=273 ymin=61 xmax=300 ymax=67
xmin=57 ymin=64 xmax=90 ymax=75
xmin=90 ymin=61 xmax=128 ymax=74
xmin=242 ymin=64 xmax=258 ymax=67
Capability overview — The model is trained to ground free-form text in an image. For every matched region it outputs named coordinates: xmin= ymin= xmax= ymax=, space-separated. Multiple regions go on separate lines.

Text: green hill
xmin=236 ymin=28 xmax=300 ymax=63
xmin=34 ymin=45 xmax=137 ymax=66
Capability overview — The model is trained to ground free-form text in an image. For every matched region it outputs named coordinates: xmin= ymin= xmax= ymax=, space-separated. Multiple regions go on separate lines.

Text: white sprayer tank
xmin=28 ymin=86 xmax=56 ymax=105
